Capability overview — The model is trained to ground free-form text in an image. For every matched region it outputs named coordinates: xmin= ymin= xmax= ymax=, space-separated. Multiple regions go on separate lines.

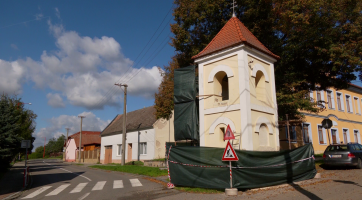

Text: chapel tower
xmin=193 ymin=16 xmax=280 ymax=151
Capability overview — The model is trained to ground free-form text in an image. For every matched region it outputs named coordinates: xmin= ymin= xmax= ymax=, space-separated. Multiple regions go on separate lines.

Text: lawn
xmin=89 ymin=165 xmax=168 ymax=177
xmin=175 ymin=187 xmax=223 ymax=194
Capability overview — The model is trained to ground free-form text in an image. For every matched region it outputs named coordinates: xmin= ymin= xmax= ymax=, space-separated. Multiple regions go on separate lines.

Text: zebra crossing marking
xmin=113 ymin=180 xmax=124 ymax=189
xmin=46 ymin=184 xmax=70 ymax=196
xmin=92 ymin=181 xmax=106 ymax=191
xmin=22 ymin=186 xmax=52 ymax=199
xmin=70 ymin=182 xmax=88 ymax=193
xmin=130 ymin=179 xmax=142 ymax=187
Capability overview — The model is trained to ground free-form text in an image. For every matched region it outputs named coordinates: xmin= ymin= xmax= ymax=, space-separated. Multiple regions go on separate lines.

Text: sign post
xmin=21 ymin=140 xmax=30 ymax=168
xmin=322 ymin=118 xmax=333 ymax=144
xmin=222 ymin=135 xmax=238 ymax=196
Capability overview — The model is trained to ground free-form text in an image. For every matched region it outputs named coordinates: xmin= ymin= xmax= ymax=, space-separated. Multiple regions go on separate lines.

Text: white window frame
xmin=353 ymin=129 xmax=361 ymax=143
xmin=336 ymin=92 xmax=344 ymax=111
xmin=342 ymin=128 xmax=351 ymax=143
xmin=139 ymin=142 xmax=147 ymax=155
xmin=302 ymin=123 xmax=313 ymax=143
xmin=317 ymin=124 xmax=327 ymax=145
xmin=326 ymin=90 xmax=335 ymax=109
xmin=309 ymin=91 xmax=314 ymax=102
xmin=345 ymin=94 xmax=353 ymax=113
xmin=330 ymin=128 xmax=340 ymax=144
xmin=117 ymin=144 xmax=122 ymax=156
xmin=354 ymin=96 xmax=361 ymax=114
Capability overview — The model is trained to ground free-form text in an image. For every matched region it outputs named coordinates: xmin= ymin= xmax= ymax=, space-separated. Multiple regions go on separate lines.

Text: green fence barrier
xmin=168 ymin=144 xmax=316 ymax=189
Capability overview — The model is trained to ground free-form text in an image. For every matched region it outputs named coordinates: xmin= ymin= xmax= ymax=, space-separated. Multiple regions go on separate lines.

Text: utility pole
xmin=65 ymin=128 xmax=70 ymax=162
xmin=78 ymin=116 xmax=86 ymax=163
xmin=115 ymin=83 xmax=127 ymax=165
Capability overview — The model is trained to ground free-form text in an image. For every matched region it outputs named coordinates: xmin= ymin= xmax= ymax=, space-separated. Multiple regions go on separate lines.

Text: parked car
xmin=323 ymin=143 xmax=362 ymax=168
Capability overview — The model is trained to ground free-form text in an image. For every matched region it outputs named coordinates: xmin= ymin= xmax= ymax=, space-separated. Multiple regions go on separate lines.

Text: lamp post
xmin=17 ymin=102 xmax=32 ymax=109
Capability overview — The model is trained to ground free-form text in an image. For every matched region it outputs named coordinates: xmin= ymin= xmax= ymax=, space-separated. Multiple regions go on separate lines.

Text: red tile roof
xmin=192 ymin=17 xmax=279 ymax=60
xmin=68 ymin=131 xmax=101 ymax=148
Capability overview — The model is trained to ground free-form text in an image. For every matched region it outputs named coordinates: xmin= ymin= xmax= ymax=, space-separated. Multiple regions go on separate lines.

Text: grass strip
xmin=89 ymin=165 xmax=168 ymax=177
xmin=175 ymin=187 xmax=223 ymax=194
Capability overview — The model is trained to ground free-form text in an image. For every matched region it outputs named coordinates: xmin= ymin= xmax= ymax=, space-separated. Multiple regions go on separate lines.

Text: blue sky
xmin=0 ymin=1 xmax=175 ymax=148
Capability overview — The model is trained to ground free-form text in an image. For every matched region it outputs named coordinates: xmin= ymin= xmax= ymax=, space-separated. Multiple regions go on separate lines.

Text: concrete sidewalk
xmin=0 ymin=161 xmax=26 ymax=200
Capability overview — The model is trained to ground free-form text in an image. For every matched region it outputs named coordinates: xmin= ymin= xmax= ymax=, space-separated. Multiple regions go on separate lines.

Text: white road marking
xmin=78 ymin=192 xmax=90 ymax=200
xmin=92 ymin=181 xmax=106 ymax=191
xmin=22 ymin=186 xmax=52 ymax=199
xmin=70 ymin=182 xmax=88 ymax=193
xmin=42 ymin=161 xmax=91 ymax=181
xmin=46 ymin=184 xmax=70 ymax=196
xmin=130 ymin=179 xmax=142 ymax=187
xmin=113 ymin=180 xmax=124 ymax=189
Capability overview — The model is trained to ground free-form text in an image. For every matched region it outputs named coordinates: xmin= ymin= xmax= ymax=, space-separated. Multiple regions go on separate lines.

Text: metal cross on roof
xmin=231 ymin=0 xmax=238 ymax=17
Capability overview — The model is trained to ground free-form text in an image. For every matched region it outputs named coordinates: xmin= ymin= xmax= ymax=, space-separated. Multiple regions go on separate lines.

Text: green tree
xmin=0 ymin=94 xmax=37 ymax=170
xmin=155 ymin=0 xmax=362 ymax=120
xmin=45 ymin=135 xmax=65 ymax=156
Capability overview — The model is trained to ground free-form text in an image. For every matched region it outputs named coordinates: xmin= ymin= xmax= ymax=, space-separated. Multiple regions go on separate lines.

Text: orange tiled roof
xmin=68 ymin=131 xmax=101 ymax=148
xmin=192 ymin=17 xmax=279 ymax=60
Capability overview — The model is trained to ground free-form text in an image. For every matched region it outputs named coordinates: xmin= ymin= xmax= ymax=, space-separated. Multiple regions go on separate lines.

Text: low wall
xmin=75 ymin=149 xmax=100 ymax=164
xmin=144 ymin=160 xmax=166 ymax=167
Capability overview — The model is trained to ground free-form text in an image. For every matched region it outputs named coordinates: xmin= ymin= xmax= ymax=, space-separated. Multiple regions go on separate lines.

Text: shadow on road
xmin=285 ymin=151 xmax=323 ymax=200
xmin=333 ymin=180 xmax=362 ymax=187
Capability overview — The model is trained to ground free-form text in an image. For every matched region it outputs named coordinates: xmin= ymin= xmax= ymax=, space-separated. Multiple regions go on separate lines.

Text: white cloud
xmin=33 ymin=112 xmax=111 ymax=148
xmin=0 ymin=60 xmax=25 ymax=94
xmin=11 ymin=44 xmax=18 ymax=50
xmin=35 ymin=13 xmax=44 ymax=20
xmin=55 ymin=8 xmax=60 ymax=19
xmin=47 ymin=93 xmax=65 ymax=108
xmin=0 ymin=15 xmax=163 ymax=110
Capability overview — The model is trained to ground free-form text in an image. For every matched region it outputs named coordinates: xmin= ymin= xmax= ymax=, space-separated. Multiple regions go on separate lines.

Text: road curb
xmin=2 ymin=171 xmax=33 ymax=200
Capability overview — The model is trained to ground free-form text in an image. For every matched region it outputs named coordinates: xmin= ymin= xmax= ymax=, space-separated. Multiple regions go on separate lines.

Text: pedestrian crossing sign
xmin=224 ymin=124 xmax=235 ymax=140
xmin=222 ymin=141 xmax=238 ymax=161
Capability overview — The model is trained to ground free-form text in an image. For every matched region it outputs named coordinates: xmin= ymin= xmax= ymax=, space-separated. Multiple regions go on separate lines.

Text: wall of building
xmin=100 ymin=129 xmax=155 ymax=164
xmin=65 ymin=139 xmax=77 ymax=162
xmin=153 ymin=112 xmax=175 ymax=159
xmin=302 ymin=86 xmax=362 ymax=154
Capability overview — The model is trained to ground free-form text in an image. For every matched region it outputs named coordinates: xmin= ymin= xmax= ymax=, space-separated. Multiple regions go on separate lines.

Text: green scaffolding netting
xmin=168 ymin=144 xmax=317 ymax=189
xmin=173 ymin=65 xmax=199 ymax=141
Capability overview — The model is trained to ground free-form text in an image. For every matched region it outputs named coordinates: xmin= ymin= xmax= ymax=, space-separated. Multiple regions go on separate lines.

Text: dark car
xmin=323 ymin=143 xmax=362 ymax=168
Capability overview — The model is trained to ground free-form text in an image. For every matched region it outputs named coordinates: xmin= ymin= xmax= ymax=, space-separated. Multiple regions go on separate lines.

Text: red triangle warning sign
xmin=222 ymin=141 xmax=239 ymax=161
xmin=224 ymin=124 xmax=235 ymax=140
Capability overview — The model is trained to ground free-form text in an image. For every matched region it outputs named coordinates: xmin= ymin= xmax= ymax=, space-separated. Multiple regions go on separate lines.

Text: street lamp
xmin=17 ymin=102 xmax=32 ymax=109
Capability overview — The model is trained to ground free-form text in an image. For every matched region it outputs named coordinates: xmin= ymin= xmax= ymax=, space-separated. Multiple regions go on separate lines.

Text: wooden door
xmin=104 ymin=146 xmax=112 ymax=164
xmin=127 ymin=143 xmax=132 ymax=162
xmin=332 ymin=130 xmax=337 ymax=144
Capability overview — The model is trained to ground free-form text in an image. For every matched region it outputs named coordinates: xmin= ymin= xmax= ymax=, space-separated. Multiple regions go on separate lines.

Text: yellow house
xmin=193 ymin=16 xmax=280 ymax=151
xmin=293 ymin=84 xmax=362 ymax=154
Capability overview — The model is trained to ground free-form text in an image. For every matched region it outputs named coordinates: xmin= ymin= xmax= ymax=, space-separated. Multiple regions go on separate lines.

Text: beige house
xmin=192 ymin=16 xmax=280 ymax=151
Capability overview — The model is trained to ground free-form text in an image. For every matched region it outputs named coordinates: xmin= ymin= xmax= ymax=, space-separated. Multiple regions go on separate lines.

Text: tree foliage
xmin=44 ymin=135 xmax=65 ymax=156
xmin=155 ymin=0 xmax=362 ymax=120
xmin=0 ymin=94 xmax=37 ymax=170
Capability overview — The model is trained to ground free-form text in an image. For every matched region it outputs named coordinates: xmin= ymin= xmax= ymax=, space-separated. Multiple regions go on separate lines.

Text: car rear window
xmin=326 ymin=145 xmax=349 ymax=151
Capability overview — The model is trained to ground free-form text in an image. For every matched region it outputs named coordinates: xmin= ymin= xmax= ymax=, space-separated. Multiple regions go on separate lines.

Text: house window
xmin=318 ymin=126 xmax=324 ymax=144
xmin=317 ymin=91 xmax=321 ymax=103
xmin=117 ymin=144 xmax=122 ymax=156
xmin=220 ymin=127 xmax=225 ymax=140
xmin=255 ymin=71 xmax=266 ymax=101
xmin=355 ymin=97 xmax=361 ymax=114
xmin=303 ymin=124 xmax=310 ymax=143
xmin=327 ymin=91 xmax=332 ymax=109
xmin=331 ymin=129 xmax=337 ymax=144
xmin=343 ymin=129 xmax=348 ymax=143
xmin=337 ymin=93 xmax=342 ymax=110
xmin=139 ymin=143 xmax=147 ymax=155
xmin=354 ymin=130 xmax=359 ymax=143
xmin=222 ymin=75 xmax=229 ymax=101
xmin=285 ymin=125 xmax=297 ymax=141
xmin=346 ymin=96 xmax=351 ymax=112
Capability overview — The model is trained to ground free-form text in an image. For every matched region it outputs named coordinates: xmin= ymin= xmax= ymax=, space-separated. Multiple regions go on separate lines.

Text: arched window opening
xmin=214 ymin=71 xmax=229 ymax=102
xmin=222 ymin=75 xmax=229 ymax=100
xmin=255 ymin=71 xmax=266 ymax=101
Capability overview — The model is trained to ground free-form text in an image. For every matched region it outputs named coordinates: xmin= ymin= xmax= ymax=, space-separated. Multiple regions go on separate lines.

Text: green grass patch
xmin=175 ymin=187 xmax=223 ymax=194
xmin=314 ymin=153 xmax=324 ymax=158
xmin=89 ymin=165 xmax=168 ymax=177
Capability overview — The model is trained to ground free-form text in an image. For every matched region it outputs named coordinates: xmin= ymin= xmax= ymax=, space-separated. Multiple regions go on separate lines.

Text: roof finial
xmin=231 ymin=0 xmax=237 ymax=17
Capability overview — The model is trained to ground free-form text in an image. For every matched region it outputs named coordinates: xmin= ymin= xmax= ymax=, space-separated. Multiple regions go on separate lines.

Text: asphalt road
xmin=19 ymin=159 xmax=179 ymax=200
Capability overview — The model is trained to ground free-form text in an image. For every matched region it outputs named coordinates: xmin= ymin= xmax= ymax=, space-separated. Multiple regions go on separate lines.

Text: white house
xmin=100 ymin=106 xmax=175 ymax=164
